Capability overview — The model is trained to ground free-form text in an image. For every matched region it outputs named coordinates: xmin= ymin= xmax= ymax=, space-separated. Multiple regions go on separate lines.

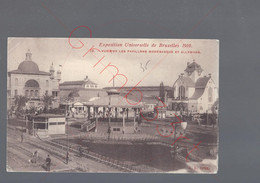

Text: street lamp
xmin=65 ymin=99 xmax=69 ymax=164
xmin=173 ymin=119 xmax=188 ymax=158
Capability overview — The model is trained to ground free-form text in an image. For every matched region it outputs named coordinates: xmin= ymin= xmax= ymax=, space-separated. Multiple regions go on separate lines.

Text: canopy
xmin=87 ymin=95 xmax=143 ymax=108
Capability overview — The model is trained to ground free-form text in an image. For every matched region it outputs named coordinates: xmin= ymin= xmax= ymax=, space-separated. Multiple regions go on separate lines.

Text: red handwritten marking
xmin=83 ymin=46 xmax=102 ymax=58
xmin=171 ymin=134 xmax=190 ymax=146
xmin=93 ymin=56 xmax=105 ymax=68
xmin=185 ymin=141 xmax=202 ymax=162
xmin=123 ymin=80 xmax=143 ymax=105
xmin=156 ymin=123 xmax=175 ymax=138
xmin=68 ymin=25 xmax=92 ymax=49
xmin=41 ymin=2 xmax=219 ymax=168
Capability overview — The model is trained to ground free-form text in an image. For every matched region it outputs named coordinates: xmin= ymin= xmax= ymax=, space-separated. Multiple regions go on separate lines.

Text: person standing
xmin=79 ymin=145 xmax=83 ymax=157
xmin=107 ymin=126 xmax=111 ymax=140
xmin=20 ymin=132 xmax=23 ymax=143
xmin=65 ymin=151 xmax=69 ymax=164
xmin=45 ymin=155 xmax=51 ymax=171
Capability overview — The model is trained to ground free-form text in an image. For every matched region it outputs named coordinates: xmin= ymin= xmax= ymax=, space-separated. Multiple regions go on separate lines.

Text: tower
xmin=56 ymin=65 xmax=61 ymax=82
xmin=50 ymin=62 xmax=55 ymax=80
xmin=184 ymin=60 xmax=203 ymax=83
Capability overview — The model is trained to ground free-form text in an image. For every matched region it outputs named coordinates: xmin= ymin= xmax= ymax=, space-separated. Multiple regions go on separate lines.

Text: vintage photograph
xmin=7 ymin=37 xmax=219 ymax=173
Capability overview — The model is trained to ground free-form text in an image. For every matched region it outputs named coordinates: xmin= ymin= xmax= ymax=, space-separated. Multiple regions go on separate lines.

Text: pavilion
xmin=85 ymin=90 xmax=144 ymax=134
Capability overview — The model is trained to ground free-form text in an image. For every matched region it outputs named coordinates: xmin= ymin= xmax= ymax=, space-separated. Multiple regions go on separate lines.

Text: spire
xmin=50 ymin=62 xmax=55 ymax=71
xmin=50 ymin=62 xmax=55 ymax=80
xmin=57 ymin=64 xmax=61 ymax=82
xmin=25 ymin=49 xmax=32 ymax=61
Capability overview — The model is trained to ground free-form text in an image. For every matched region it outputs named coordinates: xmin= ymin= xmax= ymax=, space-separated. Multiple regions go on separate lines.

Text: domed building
xmin=7 ymin=50 xmax=61 ymax=109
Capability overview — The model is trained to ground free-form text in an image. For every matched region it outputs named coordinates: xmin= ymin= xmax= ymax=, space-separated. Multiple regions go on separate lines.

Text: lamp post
xmin=173 ymin=120 xmax=188 ymax=158
xmin=65 ymin=99 xmax=69 ymax=164
xmin=173 ymin=121 xmax=177 ymax=158
xmin=108 ymin=96 xmax=111 ymax=128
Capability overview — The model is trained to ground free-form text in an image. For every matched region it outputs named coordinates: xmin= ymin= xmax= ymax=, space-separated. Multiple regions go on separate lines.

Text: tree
xmin=159 ymin=81 xmax=165 ymax=103
xmin=14 ymin=95 xmax=28 ymax=113
xmin=42 ymin=94 xmax=53 ymax=112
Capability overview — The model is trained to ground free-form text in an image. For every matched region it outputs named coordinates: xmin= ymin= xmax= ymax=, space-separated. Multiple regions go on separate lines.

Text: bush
xmin=200 ymin=113 xmax=218 ymax=126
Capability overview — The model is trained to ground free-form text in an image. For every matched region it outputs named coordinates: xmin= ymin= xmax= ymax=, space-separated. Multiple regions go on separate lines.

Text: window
xmin=208 ymin=87 xmax=213 ymax=102
xmin=15 ymin=78 xmax=18 ymax=86
xmin=46 ymin=80 xmax=49 ymax=87
xmin=30 ymin=90 xmax=34 ymax=97
xmin=173 ymin=87 xmax=176 ymax=98
xmin=45 ymin=90 xmax=48 ymax=95
xmin=14 ymin=89 xmax=18 ymax=96
xmin=35 ymin=90 xmax=38 ymax=97
xmin=52 ymin=91 xmax=58 ymax=97
xmin=178 ymin=86 xmax=185 ymax=99
xmin=25 ymin=90 xmax=29 ymax=97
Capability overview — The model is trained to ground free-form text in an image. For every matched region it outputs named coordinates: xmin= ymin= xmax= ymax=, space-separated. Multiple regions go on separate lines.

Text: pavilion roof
xmin=86 ymin=94 xmax=143 ymax=108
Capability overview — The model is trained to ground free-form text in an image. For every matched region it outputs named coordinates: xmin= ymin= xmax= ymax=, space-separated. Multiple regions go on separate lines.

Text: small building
xmin=59 ymin=75 xmax=98 ymax=89
xmin=170 ymin=61 xmax=218 ymax=114
xmin=31 ymin=114 xmax=66 ymax=137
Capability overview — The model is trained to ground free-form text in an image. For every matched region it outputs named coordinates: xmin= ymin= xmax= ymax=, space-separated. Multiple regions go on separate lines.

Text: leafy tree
xmin=211 ymin=98 xmax=219 ymax=114
xmin=14 ymin=95 xmax=28 ymax=113
xmin=159 ymin=81 xmax=165 ymax=103
xmin=42 ymin=94 xmax=53 ymax=112
xmin=200 ymin=113 xmax=217 ymax=127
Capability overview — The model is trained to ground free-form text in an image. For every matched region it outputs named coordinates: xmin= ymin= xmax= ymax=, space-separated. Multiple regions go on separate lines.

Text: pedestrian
xmin=79 ymin=145 xmax=83 ymax=157
xmin=34 ymin=150 xmax=38 ymax=163
xmin=107 ymin=126 xmax=111 ymax=140
xmin=21 ymin=132 xmax=23 ymax=143
xmin=65 ymin=151 xmax=69 ymax=164
xmin=45 ymin=154 xmax=51 ymax=171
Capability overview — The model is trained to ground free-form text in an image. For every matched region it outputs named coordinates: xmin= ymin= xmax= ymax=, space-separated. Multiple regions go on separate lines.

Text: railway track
xmin=8 ymin=125 xmax=141 ymax=172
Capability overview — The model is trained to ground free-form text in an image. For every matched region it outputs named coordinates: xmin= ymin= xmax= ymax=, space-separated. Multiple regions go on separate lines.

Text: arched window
xmin=178 ymin=86 xmax=185 ymax=99
xmin=208 ymin=87 xmax=213 ymax=102
xmin=25 ymin=79 xmax=39 ymax=87
xmin=35 ymin=90 xmax=38 ymax=97
xmin=30 ymin=90 xmax=34 ymax=97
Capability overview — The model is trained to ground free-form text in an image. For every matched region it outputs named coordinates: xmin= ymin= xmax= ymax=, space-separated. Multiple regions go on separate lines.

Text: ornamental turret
xmin=50 ymin=62 xmax=55 ymax=80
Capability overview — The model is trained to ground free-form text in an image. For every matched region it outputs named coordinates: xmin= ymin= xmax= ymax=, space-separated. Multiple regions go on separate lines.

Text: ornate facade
xmin=7 ymin=50 xmax=61 ymax=110
xmin=170 ymin=61 xmax=218 ymax=113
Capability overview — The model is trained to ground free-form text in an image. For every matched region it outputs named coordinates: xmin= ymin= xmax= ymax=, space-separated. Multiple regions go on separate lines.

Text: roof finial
xmin=25 ymin=49 xmax=32 ymax=61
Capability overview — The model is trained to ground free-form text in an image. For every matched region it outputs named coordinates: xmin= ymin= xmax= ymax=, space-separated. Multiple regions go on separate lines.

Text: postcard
xmin=7 ymin=36 xmax=219 ymax=173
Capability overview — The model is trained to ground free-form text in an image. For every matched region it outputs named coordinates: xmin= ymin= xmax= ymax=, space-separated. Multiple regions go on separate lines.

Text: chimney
xmin=84 ymin=75 xmax=88 ymax=81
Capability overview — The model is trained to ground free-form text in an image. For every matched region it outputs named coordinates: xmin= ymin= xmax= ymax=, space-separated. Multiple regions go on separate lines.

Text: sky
xmin=7 ymin=38 xmax=219 ymax=88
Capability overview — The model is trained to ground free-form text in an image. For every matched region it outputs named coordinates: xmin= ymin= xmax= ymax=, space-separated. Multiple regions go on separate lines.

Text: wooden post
xmin=32 ymin=118 xmax=35 ymax=136
xmin=45 ymin=117 xmax=47 ymax=134
xmin=134 ymin=108 xmax=136 ymax=127
xmin=115 ymin=107 xmax=117 ymax=119
xmin=126 ymin=108 xmax=129 ymax=120
xmin=122 ymin=108 xmax=125 ymax=134
xmin=25 ymin=116 xmax=28 ymax=133
xmin=108 ymin=107 xmax=111 ymax=127
xmin=95 ymin=107 xmax=98 ymax=132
